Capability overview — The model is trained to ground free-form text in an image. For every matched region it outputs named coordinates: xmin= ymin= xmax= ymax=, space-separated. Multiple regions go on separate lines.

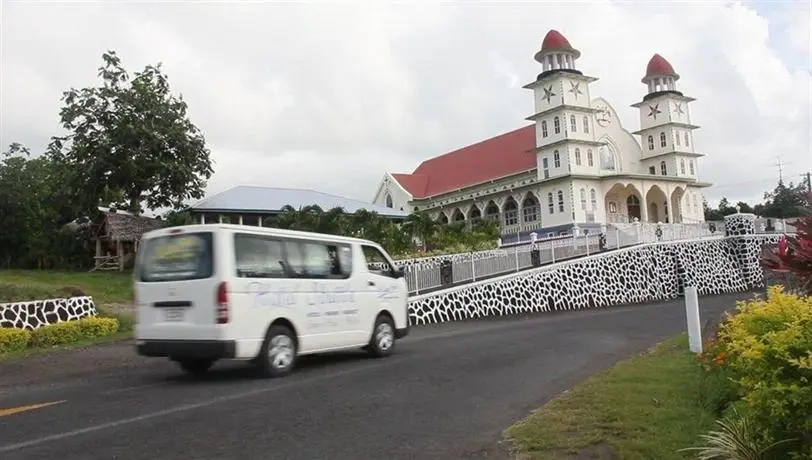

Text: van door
xmin=135 ymin=230 xmax=220 ymax=340
xmin=359 ymin=244 xmax=403 ymax=335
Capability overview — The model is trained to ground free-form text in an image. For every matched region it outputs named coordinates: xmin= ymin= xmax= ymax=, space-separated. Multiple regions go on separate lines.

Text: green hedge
xmin=0 ymin=316 xmax=120 ymax=354
xmin=0 ymin=328 xmax=32 ymax=353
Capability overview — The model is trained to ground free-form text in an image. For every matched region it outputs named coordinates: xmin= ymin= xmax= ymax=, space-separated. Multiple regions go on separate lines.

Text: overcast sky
xmin=2 ymin=0 xmax=810 ymax=209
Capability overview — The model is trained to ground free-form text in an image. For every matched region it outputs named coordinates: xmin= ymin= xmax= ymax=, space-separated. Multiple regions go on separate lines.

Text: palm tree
xmin=402 ymin=211 xmax=438 ymax=250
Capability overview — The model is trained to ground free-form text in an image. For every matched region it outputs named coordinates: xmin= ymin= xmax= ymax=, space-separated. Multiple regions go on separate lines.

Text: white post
xmin=515 ymin=246 xmax=519 ymax=271
xmin=615 ymin=227 xmax=620 ymax=249
xmin=684 ymin=286 xmax=703 ymax=353
xmin=551 ymin=242 xmax=556 ymax=263
xmin=585 ymin=234 xmax=590 ymax=256
xmin=413 ymin=268 xmax=420 ymax=296
xmin=471 ymin=253 xmax=476 ymax=281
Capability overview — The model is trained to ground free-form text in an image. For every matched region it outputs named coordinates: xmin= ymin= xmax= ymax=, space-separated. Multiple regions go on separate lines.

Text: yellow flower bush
xmin=713 ymin=286 xmax=812 ymax=457
xmin=0 ymin=327 xmax=32 ymax=353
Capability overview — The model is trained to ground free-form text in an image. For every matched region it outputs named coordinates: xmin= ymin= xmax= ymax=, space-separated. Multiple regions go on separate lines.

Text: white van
xmin=133 ymin=224 xmax=410 ymax=378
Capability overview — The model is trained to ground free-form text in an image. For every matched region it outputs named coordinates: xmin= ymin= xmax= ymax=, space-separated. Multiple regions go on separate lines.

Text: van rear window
xmin=139 ymin=232 xmax=214 ymax=282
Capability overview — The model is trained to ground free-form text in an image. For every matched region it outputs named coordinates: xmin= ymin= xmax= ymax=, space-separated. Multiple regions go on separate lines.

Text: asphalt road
xmin=0 ymin=292 xmax=754 ymax=460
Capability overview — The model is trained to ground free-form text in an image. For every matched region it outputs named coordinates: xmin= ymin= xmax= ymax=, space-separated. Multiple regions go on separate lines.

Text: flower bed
xmin=687 ymin=286 xmax=812 ymax=459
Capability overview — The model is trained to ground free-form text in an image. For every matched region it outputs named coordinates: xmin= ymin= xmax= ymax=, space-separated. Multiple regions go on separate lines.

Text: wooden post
xmin=117 ymin=240 xmax=123 ymax=271
xmin=95 ymin=239 xmax=102 ymax=268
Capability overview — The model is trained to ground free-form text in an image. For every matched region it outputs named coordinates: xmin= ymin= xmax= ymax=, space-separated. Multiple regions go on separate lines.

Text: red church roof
xmin=391 ymin=126 xmax=537 ymax=199
xmin=644 ymin=54 xmax=676 ymax=79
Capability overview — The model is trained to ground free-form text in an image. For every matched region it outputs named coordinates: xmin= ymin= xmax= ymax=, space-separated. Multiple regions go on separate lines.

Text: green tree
xmin=401 ymin=211 xmax=438 ymax=249
xmin=761 ymin=181 xmax=808 ymax=218
xmin=47 ymin=50 xmax=213 ymax=217
xmin=0 ymin=143 xmax=86 ymax=269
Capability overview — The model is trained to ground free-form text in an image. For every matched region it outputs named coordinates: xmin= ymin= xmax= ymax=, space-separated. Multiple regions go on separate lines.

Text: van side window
xmin=361 ymin=245 xmax=395 ymax=277
xmin=234 ymin=234 xmax=286 ymax=278
xmin=234 ymin=233 xmax=352 ymax=279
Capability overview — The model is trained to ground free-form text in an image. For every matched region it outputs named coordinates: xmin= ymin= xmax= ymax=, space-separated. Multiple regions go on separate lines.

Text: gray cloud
xmin=1 ymin=1 xmax=810 ymax=207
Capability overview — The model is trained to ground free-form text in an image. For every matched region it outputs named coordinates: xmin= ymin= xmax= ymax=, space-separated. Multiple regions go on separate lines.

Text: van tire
xmin=177 ymin=358 xmax=215 ymax=376
xmin=256 ymin=325 xmax=297 ymax=378
xmin=367 ymin=314 xmax=395 ymax=358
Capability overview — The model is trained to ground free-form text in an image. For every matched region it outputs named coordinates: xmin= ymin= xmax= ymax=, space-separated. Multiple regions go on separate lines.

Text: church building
xmin=371 ymin=29 xmax=712 ymax=243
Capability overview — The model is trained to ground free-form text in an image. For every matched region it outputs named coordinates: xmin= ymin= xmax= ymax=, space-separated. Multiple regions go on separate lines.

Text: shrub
xmin=28 ymin=316 xmax=120 ymax=348
xmin=0 ymin=328 xmax=32 ymax=353
xmin=712 ymin=286 xmax=812 ymax=456
xmin=761 ymin=209 xmax=812 ymax=295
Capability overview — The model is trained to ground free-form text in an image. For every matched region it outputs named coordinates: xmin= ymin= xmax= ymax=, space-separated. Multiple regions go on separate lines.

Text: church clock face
xmin=595 ymin=105 xmax=611 ymax=127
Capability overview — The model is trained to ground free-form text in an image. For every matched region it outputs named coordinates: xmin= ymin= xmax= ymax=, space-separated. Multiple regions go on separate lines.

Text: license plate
xmin=163 ymin=308 xmax=185 ymax=322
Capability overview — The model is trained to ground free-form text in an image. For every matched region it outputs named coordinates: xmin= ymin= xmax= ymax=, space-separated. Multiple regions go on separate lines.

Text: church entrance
xmin=626 ymin=195 xmax=641 ymax=222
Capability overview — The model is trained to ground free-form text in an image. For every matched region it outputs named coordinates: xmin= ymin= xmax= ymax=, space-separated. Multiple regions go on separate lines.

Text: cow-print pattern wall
xmin=0 ymin=296 xmax=98 ymax=330
xmin=724 ymin=213 xmax=756 ymax=237
xmin=407 ymin=235 xmax=777 ymax=326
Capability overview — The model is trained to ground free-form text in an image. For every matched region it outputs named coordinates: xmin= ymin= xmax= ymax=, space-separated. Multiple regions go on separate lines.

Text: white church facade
xmin=372 ymin=29 xmax=712 ymax=243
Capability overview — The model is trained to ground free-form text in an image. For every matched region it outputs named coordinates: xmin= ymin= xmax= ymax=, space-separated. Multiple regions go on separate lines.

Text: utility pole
xmin=806 ymin=171 xmax=811 ymax=193
xmin=774 ymin=157 xmax=786 ymax=184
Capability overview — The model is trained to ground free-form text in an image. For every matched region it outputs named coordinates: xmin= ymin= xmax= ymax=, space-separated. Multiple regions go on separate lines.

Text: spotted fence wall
xmin=0 ymin=296 xmax=98 ymax=330
xmin=406 ymin=213 xmax=785 ymax=326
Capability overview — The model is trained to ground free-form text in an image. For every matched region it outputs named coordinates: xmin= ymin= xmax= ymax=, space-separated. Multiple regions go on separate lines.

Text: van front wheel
xmin=177 ymin=358 xmax=215 ymax=376
xmin=367 ymin=314 xmax=395 ymax=358
xmin=256 ymin=325 xmax=297 ymax=378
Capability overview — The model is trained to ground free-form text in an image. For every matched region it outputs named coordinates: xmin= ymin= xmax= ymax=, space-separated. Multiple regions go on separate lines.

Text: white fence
xmin=395 ymin=217 xmax=800 ymax=295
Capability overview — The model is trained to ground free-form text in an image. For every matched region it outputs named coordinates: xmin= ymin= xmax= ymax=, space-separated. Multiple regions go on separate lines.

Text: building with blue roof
xmin=189 ymin=185 xmax=410 ymax=226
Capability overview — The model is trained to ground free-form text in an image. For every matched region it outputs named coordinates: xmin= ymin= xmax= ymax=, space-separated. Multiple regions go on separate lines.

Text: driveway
xmin=0 ymin=292 xmax=752 ymax=460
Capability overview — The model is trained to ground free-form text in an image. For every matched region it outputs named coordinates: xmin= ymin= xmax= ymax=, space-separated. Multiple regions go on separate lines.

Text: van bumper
xmin=395 ymin=325 xmax=410 ymax=339
xmin=136 ymin=339 xmax=236 ymax=359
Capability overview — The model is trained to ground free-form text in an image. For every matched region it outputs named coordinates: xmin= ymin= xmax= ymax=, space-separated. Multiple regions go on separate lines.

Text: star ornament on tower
xmin=568 ymin=81 xmax=582 ymax=98
xmin=673 ymin=102 xmax=685 ymax=116
xmin=543 ymin=85 xmax=556 ymax=103
xmin=647 ymin=104 xmax=661 ymax=119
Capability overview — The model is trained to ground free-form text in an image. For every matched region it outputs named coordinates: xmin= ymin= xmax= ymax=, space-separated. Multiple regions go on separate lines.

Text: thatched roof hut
xmin=93 ymin=212 xmax=165 ymax=242
xmin=90 ymin=211 xmax=165 ymax=271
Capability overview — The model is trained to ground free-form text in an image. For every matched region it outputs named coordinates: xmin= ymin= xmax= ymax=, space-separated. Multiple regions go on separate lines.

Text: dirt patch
xmin=101 ymin=302 xmax=135 ymax=317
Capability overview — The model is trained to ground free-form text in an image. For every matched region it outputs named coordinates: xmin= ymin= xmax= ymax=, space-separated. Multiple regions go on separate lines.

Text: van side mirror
xmin=392 ymin=267 xmax=405 ymax=279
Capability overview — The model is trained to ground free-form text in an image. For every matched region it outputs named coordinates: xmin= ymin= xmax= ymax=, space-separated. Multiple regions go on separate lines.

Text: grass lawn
xmin=505 ymin=334 xmax=718 ymax=460
xmin=0 ymin=269 xmax=133 ymax=304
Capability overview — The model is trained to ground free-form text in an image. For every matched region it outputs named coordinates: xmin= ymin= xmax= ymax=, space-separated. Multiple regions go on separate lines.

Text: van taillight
xmin=216 ymin=282 xmax=229 ymax=324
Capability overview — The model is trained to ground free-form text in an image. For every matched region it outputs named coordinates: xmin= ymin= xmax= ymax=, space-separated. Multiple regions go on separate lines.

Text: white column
xmin=238 ymin=215 xmax=243 ymax=225
xmin=199 ymin=214 xmax=205 ymax=224
xmin=685 ymin=286 xmax=702 ymax=353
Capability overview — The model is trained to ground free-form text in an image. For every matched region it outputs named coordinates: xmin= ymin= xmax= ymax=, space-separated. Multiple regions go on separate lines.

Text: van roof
xmin=141 ymin=224 xmax=380 ymax=246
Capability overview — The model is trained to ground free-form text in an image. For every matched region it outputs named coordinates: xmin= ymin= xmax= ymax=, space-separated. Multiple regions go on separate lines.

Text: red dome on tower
xmin=643 ymin=54 xmax=679 ymax=81
xmin=534 ymin=29 xmax=581 ymax=63
xmin=541 ymin=30 xmax=574 ymax=52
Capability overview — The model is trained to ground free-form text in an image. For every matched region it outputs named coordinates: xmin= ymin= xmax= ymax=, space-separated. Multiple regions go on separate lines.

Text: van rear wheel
xmin=256 ymin=325 xmax=297 ymax=378
xmin=367 ymin=314 xmax=395 ymax=358
xmin=177 ymin=358 xmax=215 ymax=376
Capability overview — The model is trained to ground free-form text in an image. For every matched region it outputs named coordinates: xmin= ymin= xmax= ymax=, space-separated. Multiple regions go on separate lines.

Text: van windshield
xmin=139 ymin=232 xmax=214 ymax=282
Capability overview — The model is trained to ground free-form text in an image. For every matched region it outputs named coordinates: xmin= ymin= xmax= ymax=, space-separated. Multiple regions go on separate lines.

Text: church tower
xmin=631 ymin=54 xmax=703 ymax=181
xmin=523 ymin=30 xmax=604 ymax=228
xmin=524 ymin=30 xmax=603 ymax=181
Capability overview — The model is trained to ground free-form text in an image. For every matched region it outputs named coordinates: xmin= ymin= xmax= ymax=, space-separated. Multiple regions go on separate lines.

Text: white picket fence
xmin=394 ymin=217 xmax=799 ymax=295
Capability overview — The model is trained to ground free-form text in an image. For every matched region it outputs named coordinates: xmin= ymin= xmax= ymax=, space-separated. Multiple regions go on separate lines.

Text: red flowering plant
xmin=760 ymin=201 xmax=812 ymax=296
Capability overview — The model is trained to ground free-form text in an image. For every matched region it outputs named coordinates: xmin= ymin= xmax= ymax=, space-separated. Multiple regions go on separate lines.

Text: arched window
xmin=553 ymin=116 xmax=561 ymax=134
xmin=684 ymin=132 xmax=690 ymax=146
xmin=541 ymin=120 xmax=548 ymax=138
xmin=570 ymin=115 xmax=577 ymax=132
xmin=680 ymin=159 xmax=686 ymax=174
xmin=547 ymin=192 xmax=554 ymax=214
xmin=553 ymin=150 xmax=560 ymax=168
xmin=385 ymin=193 xmax=393 ymax=208
xmin=660 ymin=161 xmax=667 ymax=175
xmin=660 ymin=132 xmax=667 ymax=147
xmin=647 ymin=135 xmax=654 ymax=150
xmin=689 ymin=160 xmax=695 ymax=175
xmin=590 ymin=189 xmax=597 ymax=209
xmin=557 ymin=190 xmax=565 ymax=212
xmin=583 ymin=116 xmax=589 ymax=133
xmin=587 ymin=149 xmax=594 ymax=167
xmin=579 ymin=188 xmax=587 ymax=210
xmin=575 ymin=148 xmax=582 ymax=166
